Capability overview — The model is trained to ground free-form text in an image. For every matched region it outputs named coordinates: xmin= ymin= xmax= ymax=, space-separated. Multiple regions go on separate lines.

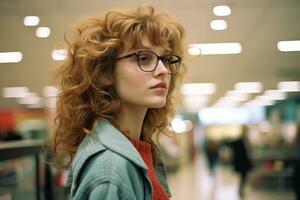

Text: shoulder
xmin=81 ymin=149 xmax=142 ymax=183
xmin=74 ymin=149 xmax=144 ymax=199
xmin=91 ymin=149 xmax=140 ymax=176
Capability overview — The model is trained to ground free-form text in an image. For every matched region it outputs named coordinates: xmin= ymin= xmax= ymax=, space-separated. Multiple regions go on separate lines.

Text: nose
xmin=153 ymin=59 xmax=168 ymax=77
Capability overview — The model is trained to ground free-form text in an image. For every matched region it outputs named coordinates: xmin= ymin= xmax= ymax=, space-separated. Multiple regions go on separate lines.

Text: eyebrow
xmin=136 ymin=46 xmax=172 ymax=55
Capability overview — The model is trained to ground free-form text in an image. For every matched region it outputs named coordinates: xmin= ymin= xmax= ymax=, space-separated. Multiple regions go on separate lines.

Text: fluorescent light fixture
xmin=18 ymin=92 xmax=41 ymax=105
xmin=43 ymin=86 xmax=59 ymax=97
xmin=45 ymin=97 xmax=57 ymax=108
xmin=278 ymin=81 xmax=300 ymax=92
xmin=264 ymin=90 xmax=287 ymax=100
xmin=243 ymin=101 xmax=265 ymax=108
xmin=255 ymin=95 xmax=272 ymax=101
xmin=213 ymin=5 xmax=231 ymax=16
xmin=199 ymin=107 xmax=249 ymax=125
xmin=246 ymin=99 xmax=274 ymax=107
xmin=0 ymin=52 xmax=23 ymax=63
xmin=234 ymin=82 xmax=263 ymax=93
xmin=2 ymin=87 xmax=29 ymax=98
xmin=181 ymin=83 xmax=217 ymax=95
xmin=36 ymin=27 xmax=51 ymax=38
xmin=277 ymin=40 xmax=300 ymax=52
xmin=213 ymin=99 xmax=240 ymax=107
xmin=52 ymin=49 xmax=67 ymax=61
xmin=23 ymin=16 xmax=40 ymax=26
xmin=188 ymin=46 xmax=201 ymax=56
xmin=184 ymin=95 xmax=209 ymax=108
xmin=226 ymin=90 xmax=249 ymax=101
xmin=184 ymin=96 xmax=209 ymax=103
xmin=222 ymin=95 xmax=248 ymax=102
xmin=210 ymin=20 xmax=227 ymax=31
xmin=190 ymin=43 xmax=242 ymax=55
xmin=257 ymin=99 xmax=274 ymax=106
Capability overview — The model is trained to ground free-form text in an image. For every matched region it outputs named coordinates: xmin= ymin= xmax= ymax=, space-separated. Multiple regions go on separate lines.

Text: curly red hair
xmin=49 ymin=5 xmax=186 ymax=168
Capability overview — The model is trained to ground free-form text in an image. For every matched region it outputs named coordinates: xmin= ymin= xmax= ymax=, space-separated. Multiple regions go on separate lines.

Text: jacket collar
xmin=67 ymin=119 xmax=148 ymax=193
xmin=94 ymin=119 xmax=148 ymax=170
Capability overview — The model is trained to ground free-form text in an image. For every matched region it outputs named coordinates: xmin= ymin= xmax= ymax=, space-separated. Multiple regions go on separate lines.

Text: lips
xmin=150 ymin=82 xmax=167 ymax=89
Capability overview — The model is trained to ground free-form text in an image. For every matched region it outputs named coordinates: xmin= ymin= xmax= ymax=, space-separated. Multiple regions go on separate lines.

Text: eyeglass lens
xmin=137 ymin=51 xmax=179 ymax=74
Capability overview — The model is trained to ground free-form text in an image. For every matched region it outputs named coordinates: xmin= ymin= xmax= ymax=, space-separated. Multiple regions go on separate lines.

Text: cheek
xmin=113 ymin=66 xmax=146 ymax=97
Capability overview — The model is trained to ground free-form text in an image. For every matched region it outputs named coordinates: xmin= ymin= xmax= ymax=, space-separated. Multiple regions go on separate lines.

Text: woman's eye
xmin=164 ymin=56 xmax=178 ymax=65
xmin=138 ymin=55 xmax=150 ymax=65
xmin=164 ymin=58 xmax=171 ymax=64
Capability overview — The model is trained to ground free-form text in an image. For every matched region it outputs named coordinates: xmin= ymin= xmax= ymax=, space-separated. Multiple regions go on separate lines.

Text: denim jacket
xmin=67 ymin=119 xmax=171 ymax=200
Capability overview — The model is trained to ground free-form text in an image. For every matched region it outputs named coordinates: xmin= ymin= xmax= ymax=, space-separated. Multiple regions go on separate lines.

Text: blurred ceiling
xmin=0 ymin=0 xmax=300 ymax=108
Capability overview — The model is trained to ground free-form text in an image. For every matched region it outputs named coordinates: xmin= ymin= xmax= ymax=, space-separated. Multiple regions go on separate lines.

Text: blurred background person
xmin=230 ymin=125 xmax=253 ymax=198
xmin=204 ymin=138 xmax=219 ymax=176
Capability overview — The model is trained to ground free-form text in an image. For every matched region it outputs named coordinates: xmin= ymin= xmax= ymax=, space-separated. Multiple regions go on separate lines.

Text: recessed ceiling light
xmin=213 ymin=5 xmax=231 ymax=16
xmin=210 ymin=20 xmax=227 ymax=31
xmin=277 ymin=40 xmax=300 ymax=52
xmin=245 ymin=99 xmax=274 ymax=107
xmin=181 ymin=83 xmax=217 ymax=95
xmin=2 ymin=87 xmax=29 ymax=98
xmin=0 ymin=52 xmax=23 ymax=63
xmin=23 ymin=16 xmax=40 ymax=26
xmin=190 ymin=43 xmax=242 ymax=55
xmin=213 ymin=99 xmax=240 ymax=107
xmin=36 ymin=27 xmax=51 ymax=38
xmin=43 ymin=86 xmax=59 ymax=97
xmin=226 ymin=90 xmax=250 ymax=101
xmin=52 ymin=49 xmax=67 ymax=60
xmin=183 ymin=95 xmax=209 ymax=108
xmin=264 ymin=90 xmax=287 ymax=100
xmin=278 ymin=81 xmax=300 ymax=92
xmin=234 ymin=82 xmax=263 ymax=93
xmin=18 ymin=92 xmax=41 ymax=105
xmin=188 ymin=46 xmax=201 ymax=56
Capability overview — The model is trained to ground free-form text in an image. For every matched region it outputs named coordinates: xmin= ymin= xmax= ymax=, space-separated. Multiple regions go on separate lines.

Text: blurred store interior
xmin=1 ymin=0 xmax=300 ymax=200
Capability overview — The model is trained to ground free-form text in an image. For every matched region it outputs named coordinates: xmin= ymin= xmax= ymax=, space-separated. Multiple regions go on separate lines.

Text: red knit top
xmin=130 ymin=138 xmax=170 ymax=200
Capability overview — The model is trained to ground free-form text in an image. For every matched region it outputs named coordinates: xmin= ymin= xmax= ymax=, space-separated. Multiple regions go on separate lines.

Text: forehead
xmin=122 ymin=36 xmax=172 ymax=54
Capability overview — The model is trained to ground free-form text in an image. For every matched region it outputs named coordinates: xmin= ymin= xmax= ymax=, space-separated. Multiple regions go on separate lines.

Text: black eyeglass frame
xmin=116 ymin=50 xmax=181 ymax=75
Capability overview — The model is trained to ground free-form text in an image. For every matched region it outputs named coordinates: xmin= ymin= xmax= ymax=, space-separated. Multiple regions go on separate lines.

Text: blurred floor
xmin=0 ymin=154 xmax=296 ymax=200
xmin=167 ymin=154 xmax=295 ymax=200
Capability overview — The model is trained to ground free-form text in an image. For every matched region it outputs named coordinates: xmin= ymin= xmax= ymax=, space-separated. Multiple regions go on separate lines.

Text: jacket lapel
xmin=67 ymin=119 xmax=149 ymax=197
xmin=94 ymin=119 xmax=148 ymax=171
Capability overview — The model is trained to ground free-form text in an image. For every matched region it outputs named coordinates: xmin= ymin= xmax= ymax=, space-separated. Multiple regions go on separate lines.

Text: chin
xmin=148 ymin=101 xmax=166 ymax=108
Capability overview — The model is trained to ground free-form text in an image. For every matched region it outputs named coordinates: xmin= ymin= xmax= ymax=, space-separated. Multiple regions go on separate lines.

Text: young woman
xmin=50 ymin=5 xmax=186 ymax=200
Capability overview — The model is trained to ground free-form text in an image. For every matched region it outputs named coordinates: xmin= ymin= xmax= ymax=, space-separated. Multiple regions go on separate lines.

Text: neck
xmin=116 ymin=103 xmax=147 ymax=140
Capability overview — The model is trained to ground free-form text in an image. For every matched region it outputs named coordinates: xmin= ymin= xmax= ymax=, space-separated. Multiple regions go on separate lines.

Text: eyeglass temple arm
xmin=116 ymin=53 xmax=137 ymax=60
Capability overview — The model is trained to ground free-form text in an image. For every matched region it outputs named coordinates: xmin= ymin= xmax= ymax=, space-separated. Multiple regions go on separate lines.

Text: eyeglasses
xmin=116 ymin=50 xmax=181 ymax=75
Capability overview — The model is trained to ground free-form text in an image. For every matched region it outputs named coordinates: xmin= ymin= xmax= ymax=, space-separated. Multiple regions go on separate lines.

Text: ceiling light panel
xmin=226 ymin=90 xmax=250 ymax=101
xmin=52 ymin=49 xmax=67 ymax=60
xmin=210 ymin=20 xmax=228 ymax=30
xmin=277 ymin=40 xmax=300 ymax=52
xmin=188 ymin=46 xmax=201 ymax=56
xmin=190 ymin=43 xmax=242 ymax=55
xmin=0 ymin=52 xmax=23 ymax=63
xmin=278 ymin=81 xmax=300 ymax=92
xmin=234 ymin=82 xmax=263 ymax=93
xmin=36 ymin=27 xmax=51 ymax=38
xmin=23 ymin=16 xmax=40 ymax=26
xmin=2 ymin=87 xmax=29 ymax=98
xmin=213 ymin=5 xmax=231 ymax=16
xmin=43 ymin=86 xmax=59 ymax=97
xmin=18 ymin=92 xmax=41 ymax=105
xmin=264 ymin=90 xmax=287 ymax=100
xmin=181 ymin=83 xmax=217 ymax=95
